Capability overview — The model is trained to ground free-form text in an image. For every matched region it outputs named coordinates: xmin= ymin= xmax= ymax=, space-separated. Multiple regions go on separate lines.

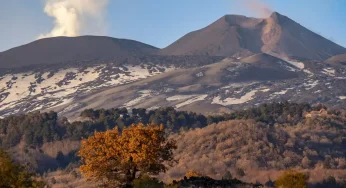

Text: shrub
xmin=0 ymin=149 xmax=45 ymax=188
xmin=185 ymin=170 xmax=202 ymax=179
xmin=236 ymin=168 xmax=245 ymax=177
xmin=275 ymin=170 xmax=308 ymax=188
xmin=133 ymin=174 xmax=164 ymax=188
xmin=51 ymin=177 xmax=56 ymax=184
xmin=222 ymin=171 xmax=232 ymax=180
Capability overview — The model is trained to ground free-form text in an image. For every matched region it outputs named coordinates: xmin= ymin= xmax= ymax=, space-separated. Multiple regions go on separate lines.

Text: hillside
xmin=325 ymin=53 xmax=346 ymax=64
xmin=45 ymin=56 xmax=301 ymax=119
xmin=161 ymin=107 xmax=346 ymax=183
xmin=1 ymin=103 xmax=346 ymax=186
xmin=5 ymin=52 xmax=346 ymax=119
xmin=0 ymin=36 xmax=158 ymax=69
xmin=160 ymin=12 xmax=346 ymax=60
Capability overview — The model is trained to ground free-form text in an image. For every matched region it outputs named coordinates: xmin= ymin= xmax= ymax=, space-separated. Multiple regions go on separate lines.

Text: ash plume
xmin=236 ymin=0 xmax=273 ymax=18
xmin=38 ymin=0 xmax=109 ymax=39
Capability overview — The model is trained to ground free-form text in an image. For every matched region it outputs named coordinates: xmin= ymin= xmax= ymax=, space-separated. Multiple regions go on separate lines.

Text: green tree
xmin=0 ymin=149 xmax=45 ymax=188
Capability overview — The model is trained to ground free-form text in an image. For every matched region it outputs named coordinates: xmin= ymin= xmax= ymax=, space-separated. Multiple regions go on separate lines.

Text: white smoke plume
xmin=38 ymin=0 xmax=109 ymax=39
xmin=235 ymin=0 xmax=273 ymax=18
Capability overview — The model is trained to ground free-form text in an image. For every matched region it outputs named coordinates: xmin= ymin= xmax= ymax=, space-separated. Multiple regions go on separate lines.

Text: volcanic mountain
xmin=0 ymin=36 xmax=158 ymax=69
xmin=159 ymin=12 xmax=346 ymax=61
xmin=2 ymin=11 xmax=346 ymax=119
xmin=1 ymin=12 xmax=345 ymax=70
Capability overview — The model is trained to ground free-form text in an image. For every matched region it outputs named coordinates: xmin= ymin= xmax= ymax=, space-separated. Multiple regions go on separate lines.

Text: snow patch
xmin=272 ymin=88 xmax=294 ymax=95
xmin=123 ymin=90 xmax=152 ymax=107
xmin=196 ymin=72 xmax=204 ymax=77
xmin=222 ymin=82 xmax=258 ymax=89
xmin=303 ymin=80 xmax=319 ymax=90
xmin=175 ymin=95 xmax=208 ymax=108
xmin=303 ymin=69 xmax=313 ymax=76
xmin=322 ymin=68 xmax=335 ymax=76
xmin=286 ymin=60 xmax=305 ymax=69
xmin=167 ymin=95 xmax=196 ymax=101
xmin=212 ymin=88 xmax=268 ymax=105
xmin=339 ymin=96 xmax=346 ymax=100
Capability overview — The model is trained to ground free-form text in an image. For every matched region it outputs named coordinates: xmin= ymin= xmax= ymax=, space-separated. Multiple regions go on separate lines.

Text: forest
xmin=0 ymin=101 xmax=328 ymax=148
xmin=1 ymin=102 xmax=346 ymax=187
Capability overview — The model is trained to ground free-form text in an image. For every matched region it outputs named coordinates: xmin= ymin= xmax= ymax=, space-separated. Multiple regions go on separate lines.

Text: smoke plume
xmin=38 ymin=0 xmax=109 ymax=39
xmin=236 ymin=0 xmax=273 ymax=18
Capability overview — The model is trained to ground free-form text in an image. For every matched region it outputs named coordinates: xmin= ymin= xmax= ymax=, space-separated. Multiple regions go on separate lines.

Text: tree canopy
xmin=275 ymin=170 xmax=308 ymax=188
xmin=79 ymin=123 xmax=176 ymax=187
xmin=0 ymin=149 xmax=45 ymax=188
xmin=0 ymin=102 xmax=329 ymax=149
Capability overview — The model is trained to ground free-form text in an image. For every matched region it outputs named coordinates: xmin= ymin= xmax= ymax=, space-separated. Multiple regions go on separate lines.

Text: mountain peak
xmin=0 ymin=36 xmax=158 ymax=69
xmin=160 ymin=11 xmax=346 ymax=60
xmin=268 ymin=11 xmax=287 ymax=23
xmin=220 ymin=14 xmax=263 ymax=28
xmin=270 ymin=11 xmax=282 ymax=17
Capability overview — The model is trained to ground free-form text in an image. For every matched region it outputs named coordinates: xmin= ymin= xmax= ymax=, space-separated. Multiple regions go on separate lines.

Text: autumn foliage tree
xmin=185 ymin=170 xmax=202 ymax=179
xmin=79 ymin=123 xmax=176 ymax=187
xmin=275 ymin=170 xmax=308 ymax=188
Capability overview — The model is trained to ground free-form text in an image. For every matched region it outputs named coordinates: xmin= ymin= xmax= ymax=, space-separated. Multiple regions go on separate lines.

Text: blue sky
xmin=0 ymin=0 xmax=345 ymax=52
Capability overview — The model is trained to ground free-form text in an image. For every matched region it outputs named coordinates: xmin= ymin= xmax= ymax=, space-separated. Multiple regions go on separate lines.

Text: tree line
xmin=0 ymin=102 xmax=336 ymax=149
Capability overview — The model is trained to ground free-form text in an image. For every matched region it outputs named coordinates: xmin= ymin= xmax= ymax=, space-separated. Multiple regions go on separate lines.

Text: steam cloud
xmin=39 ymin=0 xmax=109 ymax=39
xmin=236 ymin=0 xmax=273 ymax=18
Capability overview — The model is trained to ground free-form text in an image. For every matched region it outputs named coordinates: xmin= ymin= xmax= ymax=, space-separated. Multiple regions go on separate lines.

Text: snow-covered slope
xmin=0 ymin=62 xmax=175 ymax=117
xmin=1 ymin=54 xmax=346 ymax=119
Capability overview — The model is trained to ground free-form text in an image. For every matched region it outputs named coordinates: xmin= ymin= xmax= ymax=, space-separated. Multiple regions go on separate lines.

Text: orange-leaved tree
xmin=185 ymin=170 xmax=202 ymax=179
xmin=275 ymin=169 xmax=308 ymax=188
xmin=79 ymin=123 xmax=176 ymax=187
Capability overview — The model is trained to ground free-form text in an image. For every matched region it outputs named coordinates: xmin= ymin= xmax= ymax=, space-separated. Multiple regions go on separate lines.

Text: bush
xmin=314 ymin=176 xmax=346 ymax=188
xmin=133 ymin=174 xmax=164 ymax=188
xmin=236 ymin=168 xmax=245 ymax=177
xmin=0 ymin=149 xmax=45 ymax=188
xmin=275 ymin=170 xmax=308 ymax=188
xmin=51 ymin=177 xmax=56 ymax=184
xmin=185 ymin=170 xmax=202 ymax=179
xmin=222 ymin=171 xmax=232 ymax=180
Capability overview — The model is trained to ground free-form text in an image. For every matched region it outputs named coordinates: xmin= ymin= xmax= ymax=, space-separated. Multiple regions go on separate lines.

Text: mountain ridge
xmin=160 ymin=12 xmax=346 ymax=60
xmin=0 ymin=12 xmax=345 ymax=70
xmin=0 ymin=36 xmax=158 ymax=69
